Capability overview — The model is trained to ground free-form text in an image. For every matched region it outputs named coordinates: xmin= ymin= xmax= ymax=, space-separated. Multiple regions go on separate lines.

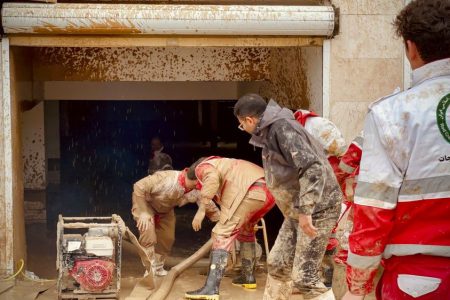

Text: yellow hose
xmin=0 ymin=259 xmax=24 ymax=281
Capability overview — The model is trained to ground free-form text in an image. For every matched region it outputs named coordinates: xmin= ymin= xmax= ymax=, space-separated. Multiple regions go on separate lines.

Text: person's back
xmin=351 ymin=58 xmax=450 ymax=259
xmin=184 ymin=156 xmax=275 ymax=299
xmin=344 ymin=1 xmax=450 ymax=299
xmin=294 ymin=109 xmax=347 ymax=159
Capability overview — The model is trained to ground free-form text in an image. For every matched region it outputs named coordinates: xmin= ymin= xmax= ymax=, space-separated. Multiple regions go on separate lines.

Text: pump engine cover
xmin=69 ymin=259 xmax=114 ymax=292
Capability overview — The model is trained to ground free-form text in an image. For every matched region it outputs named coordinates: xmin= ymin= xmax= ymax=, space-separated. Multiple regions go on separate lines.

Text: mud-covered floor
xmin=21 ymin=209 xmax=377 ymax=300
xmin=22 ymin=209 xmax=269 ymax=299
xmin=25 ymin=207 xmax=218 ymax=280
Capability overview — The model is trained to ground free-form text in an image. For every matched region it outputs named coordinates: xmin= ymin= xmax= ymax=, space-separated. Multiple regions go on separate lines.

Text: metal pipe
xmin=2 ymin=3 xmax=335 ymax=36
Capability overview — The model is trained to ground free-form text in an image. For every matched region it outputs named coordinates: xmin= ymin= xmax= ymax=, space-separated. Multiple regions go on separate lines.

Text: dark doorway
xmin=26 ymin=99 xmax=284 ymax=280
xmin=46 ymin=100 xmax=262 ymax=223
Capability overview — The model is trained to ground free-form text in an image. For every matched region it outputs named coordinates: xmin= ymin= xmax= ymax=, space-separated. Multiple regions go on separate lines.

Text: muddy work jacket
xmin=347 ymin=58 xmax=450 ymax=295
xmin=249 ymin=100 xmax=343 ymax=219
xmin=132 ymin=170 xmax=220 ymax=221
xmin=195 ymin=157 xmax=266 ymax=222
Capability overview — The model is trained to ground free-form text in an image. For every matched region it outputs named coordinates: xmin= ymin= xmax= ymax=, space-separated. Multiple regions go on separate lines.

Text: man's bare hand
xmin=342 ymin=291 xmax=365 ymax=300
xmin=192 ymin=205 xmax=206 ymax=232
xmin=137 ymin=212 xmax=153 ymax=232
xmin=298 ymin=213 xmax=318 ymax=238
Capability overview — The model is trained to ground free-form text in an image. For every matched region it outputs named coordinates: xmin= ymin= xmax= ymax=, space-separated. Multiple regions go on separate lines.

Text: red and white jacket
xmin=294 ymin=109 xmax=347 ymax=159
xmin=294 ymin=109 xmax=347 ymax=175
xmin=338 ymin=133 xmax=363 ymax=203
xmin=347 ymin=58 xmax=450 ymax=295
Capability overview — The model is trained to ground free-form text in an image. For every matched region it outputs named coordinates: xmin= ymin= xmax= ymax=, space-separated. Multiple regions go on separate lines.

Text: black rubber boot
xmin=185 ymin=249 xmax=228 ymax=300
xmin=232 ymin=242 xmax=257 ymax=289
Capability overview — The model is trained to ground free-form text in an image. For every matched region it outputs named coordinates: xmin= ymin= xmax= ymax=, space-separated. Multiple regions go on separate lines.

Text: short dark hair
xmin=186 ymin=157 xmax=207 ymax=180
xmin=394 ymin=0 xmax=450 ymax=63
xmin=234 ymin=93 xmax=267 ymax=118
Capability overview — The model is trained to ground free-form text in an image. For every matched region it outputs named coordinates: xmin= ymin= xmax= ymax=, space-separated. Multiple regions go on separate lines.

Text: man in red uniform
xmin=343 ymin=1 xmax=450 ymax=299
xmin=334 ymin=133 xmax=363 ymax=264
xmin=184 ymin=157 xmax=275 ymax=300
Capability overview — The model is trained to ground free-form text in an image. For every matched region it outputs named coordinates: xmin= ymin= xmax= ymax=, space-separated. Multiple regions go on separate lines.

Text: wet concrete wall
xmin=329 ymin=0 xmax=404 ymax=142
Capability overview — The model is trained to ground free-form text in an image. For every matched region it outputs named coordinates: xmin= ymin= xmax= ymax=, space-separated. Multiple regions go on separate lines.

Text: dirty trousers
xmin=138 ymin=208 xmax=176 ymax=263
xmin=267 ymin=205 xmax=339 ymax=299
xmin=211 ymin=186 xmax=275 ymax=251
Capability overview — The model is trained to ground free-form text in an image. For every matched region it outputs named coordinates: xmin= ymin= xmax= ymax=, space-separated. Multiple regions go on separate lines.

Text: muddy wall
xmin=22 ymin=102 xmax=46 ymax=190
xmin=31 ymin=46 xmax=321 ymax=112
xmin=32 ymin=47 xmax=270 ymax=82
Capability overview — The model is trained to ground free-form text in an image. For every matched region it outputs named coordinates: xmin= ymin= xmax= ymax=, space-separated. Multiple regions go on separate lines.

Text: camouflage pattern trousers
xmin=265 ymin=204 xmax=340 ymax=299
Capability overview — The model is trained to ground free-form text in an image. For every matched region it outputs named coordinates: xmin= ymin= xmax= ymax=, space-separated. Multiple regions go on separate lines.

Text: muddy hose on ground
xmin=148 ymin=239 xmax=213 ymax=300
xmin=113 ymin=215 xmax=155 ymax=289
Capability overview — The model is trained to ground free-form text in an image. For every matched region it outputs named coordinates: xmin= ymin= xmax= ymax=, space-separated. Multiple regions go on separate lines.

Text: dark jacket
xmin=250 ymin=100 xmax=342 ymax=219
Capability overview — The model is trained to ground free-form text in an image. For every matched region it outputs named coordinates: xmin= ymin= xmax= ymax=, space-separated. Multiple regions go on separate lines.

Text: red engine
xmin=69 ymin=259 xmax=115 ymax=292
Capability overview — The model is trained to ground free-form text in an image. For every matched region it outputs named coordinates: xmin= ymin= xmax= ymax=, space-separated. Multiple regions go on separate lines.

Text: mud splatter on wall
xmin=259 ymin=47 xmax=309 ymax=109
xmin=0 ymin=39 xmax=7 ymax=276
xmin=33 ymin=47 xmax=270 ymax=82
xmin=22 ymin=102 xmax=46 ymax=190
xmin=31 ymin=46 xmax=314 ymax=110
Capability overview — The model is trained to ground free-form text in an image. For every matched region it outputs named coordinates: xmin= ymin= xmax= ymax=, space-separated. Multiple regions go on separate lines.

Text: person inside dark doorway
xmin=148 ymin=136 xmax=173 ymax=175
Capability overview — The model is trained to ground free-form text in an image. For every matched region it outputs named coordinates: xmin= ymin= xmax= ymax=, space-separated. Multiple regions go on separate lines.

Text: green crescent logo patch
xmin=437 ymin=93 xmax=450 ymax=144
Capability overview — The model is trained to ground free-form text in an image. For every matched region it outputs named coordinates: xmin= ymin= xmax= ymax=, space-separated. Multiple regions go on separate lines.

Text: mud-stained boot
xmin=262 ymin=274 xmax=293 ymax=300
xmin=185 ymin=249 xmax=228 ymax=300
xmin=152 ymin=260 xmax=168 ymax=276
xmin=232 ymin=242 xmax=257 ymax=289
xmin=309 ymin=289 xmax=336 ymax=300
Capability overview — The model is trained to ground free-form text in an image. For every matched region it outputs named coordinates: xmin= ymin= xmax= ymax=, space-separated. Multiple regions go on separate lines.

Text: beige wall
xmin=0 ymin=38 xmax=10 ymax=276
xmin=329 ymin=0 xmax=405 ymax=142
